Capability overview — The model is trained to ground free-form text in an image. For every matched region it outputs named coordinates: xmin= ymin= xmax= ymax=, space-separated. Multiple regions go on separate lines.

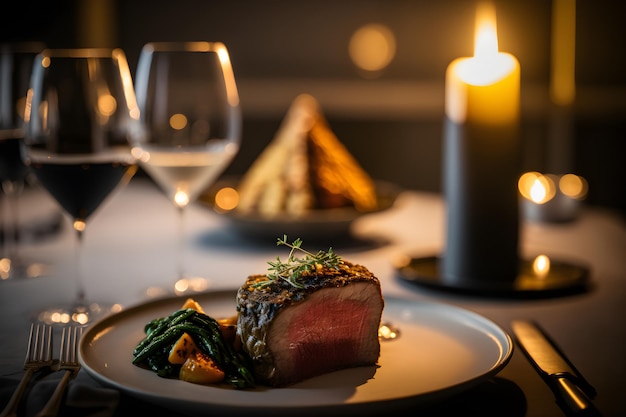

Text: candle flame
xmin=445 ymin=0 xmax=520 ymax=124
xmin=456 ymin=1 xmax=515 ymax=87
xmin=532 ymin=254 xmax=551 ymax=279
xmin=474 ymin=2 xmax=499 ymax=59
xmin=530 ymin=179 xmax=547 ymax=203
xmin=518 ymin=172 xmax=556 ymax=204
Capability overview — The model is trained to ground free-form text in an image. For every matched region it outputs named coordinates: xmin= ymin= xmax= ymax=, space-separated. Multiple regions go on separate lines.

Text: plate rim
xmin=79 ymin=289 xmax=513 ymax=414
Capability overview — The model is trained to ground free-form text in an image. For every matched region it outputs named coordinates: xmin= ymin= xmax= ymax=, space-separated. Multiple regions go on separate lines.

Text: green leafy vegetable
xmin=132 ymin=308 xmax=255 ymax=389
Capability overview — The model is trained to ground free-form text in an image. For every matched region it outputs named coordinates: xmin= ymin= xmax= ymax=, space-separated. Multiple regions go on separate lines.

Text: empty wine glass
xmin=0 ymin=42 xmax=49 ymax=280
xmin=132 ymin=41 xmax=241 ymax=296
xmin=23 ymin=48 xmax=139 ymax=325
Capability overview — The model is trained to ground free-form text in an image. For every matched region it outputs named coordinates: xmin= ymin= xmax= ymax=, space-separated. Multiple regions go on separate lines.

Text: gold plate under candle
xmin=395 ymin=256 xmax=591 ymax=298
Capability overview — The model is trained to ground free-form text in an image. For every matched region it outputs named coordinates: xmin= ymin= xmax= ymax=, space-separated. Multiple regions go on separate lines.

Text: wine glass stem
xmin=177 ymin=206 xmax=185 ymax=281
xmin=74 ymin=227 xmax=87 ymax=307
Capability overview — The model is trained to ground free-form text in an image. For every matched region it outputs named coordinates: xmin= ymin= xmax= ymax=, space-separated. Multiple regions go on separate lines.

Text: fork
xmin=0 ymin=323 xmax=54 ymax=417
xmin=35 ymin=326 xmax=83 ymax=417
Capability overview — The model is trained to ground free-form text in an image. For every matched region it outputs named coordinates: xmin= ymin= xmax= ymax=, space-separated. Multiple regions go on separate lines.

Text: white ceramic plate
xmin=79 ymin=290 xmax=512 ymax=416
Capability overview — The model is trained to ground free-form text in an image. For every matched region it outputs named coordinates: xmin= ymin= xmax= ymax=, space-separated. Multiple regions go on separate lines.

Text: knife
xmin=511 ymin=320 xmax=601 ymax=417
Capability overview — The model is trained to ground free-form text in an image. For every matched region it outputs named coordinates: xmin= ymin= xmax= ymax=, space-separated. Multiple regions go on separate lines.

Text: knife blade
xmin=511 ymin=320 xmax=601 ymax=417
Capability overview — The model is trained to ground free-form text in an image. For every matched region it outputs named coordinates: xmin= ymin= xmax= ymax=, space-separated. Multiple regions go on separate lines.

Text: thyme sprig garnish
xmin=254 ymin=235 xmax=343 ymax=289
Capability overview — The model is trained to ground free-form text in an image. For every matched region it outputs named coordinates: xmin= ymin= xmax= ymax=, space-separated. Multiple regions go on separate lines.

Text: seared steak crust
xmin=236 ymin=261 xmax=384 ymax=387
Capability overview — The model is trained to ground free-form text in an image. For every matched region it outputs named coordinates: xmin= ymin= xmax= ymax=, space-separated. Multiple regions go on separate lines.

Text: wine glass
xmin=22 ymin=48 xmax=139 ymax=325
xmin=0 ymin=42 xmax=49 ymax=280
xmin=131 ymin=41 xmax=241 ymax=297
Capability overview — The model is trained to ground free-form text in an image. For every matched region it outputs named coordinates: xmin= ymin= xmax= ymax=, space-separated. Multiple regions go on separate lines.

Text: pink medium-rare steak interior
xmin=236 ymin=259 xmax=384 ymax=387
xmin=267 ymin=282 xmax=383 ymax=384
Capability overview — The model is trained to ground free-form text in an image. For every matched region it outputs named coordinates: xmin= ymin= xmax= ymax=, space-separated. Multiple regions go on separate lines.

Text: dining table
xmin=1 ymin=175 xmax=624 ymax=417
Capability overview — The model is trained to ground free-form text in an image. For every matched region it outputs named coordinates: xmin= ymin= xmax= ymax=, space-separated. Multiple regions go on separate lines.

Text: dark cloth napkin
xmin=3 ymin=371 xmax=527 ymax=417
xmin=1 ymin=371 xmax=119 ymax=417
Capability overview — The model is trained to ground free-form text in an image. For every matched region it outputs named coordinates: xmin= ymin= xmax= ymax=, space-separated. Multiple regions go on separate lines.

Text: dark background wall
xmin=3 ymin=0 xmax=625 ymax=217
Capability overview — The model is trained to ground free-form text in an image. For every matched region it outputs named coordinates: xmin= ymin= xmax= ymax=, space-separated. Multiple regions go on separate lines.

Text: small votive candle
xmin=519 ymin=172 xmax=588 ymax=222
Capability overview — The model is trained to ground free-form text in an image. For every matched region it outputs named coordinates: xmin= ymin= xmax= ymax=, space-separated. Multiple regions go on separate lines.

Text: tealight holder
xmin=519 ymin=172 xmax=588 ymax=223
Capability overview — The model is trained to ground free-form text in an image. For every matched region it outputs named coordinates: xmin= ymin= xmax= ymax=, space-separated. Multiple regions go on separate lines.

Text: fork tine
xmin=23 ymin=322 xmax=35 ymax=363
xmin=44 ymin=325 xmax=53 ymax=363
xmin=25 ymin=323 xmax=52 ymax=365
xmin=58 ymin=326 xmax=79 ymax=363
xmin=34 ymin=326 xmax=83 ymax=417
xmin=1 ymin=323 xmax=53 ymax=417
xmin=67 ymin=327 xmax=80 ymax=364
xmin=71 ymin=327 xmax=82 ymax=363
xmin=59 ymin=327 xmax=67 ymax=362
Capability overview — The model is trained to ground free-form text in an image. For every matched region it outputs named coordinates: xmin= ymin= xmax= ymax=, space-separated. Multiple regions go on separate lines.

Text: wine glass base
xmin=144 ymin=276 xmax=211 ymax=299
xmin=34 ymin=301 xmax=124 ymax=326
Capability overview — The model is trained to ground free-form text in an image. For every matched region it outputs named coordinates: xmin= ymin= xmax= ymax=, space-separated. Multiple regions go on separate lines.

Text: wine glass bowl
xmin=0 ymin=42 xmax=49 ymax=280
xmin=132 ymin=41 xmax=241 ymax=296
xmin=23 ymin=48 xmax=139 ymax=324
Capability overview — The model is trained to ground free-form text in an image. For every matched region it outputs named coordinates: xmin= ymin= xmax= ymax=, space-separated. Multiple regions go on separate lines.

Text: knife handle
xmin=554 ymin=376 xmax=602 ymax=416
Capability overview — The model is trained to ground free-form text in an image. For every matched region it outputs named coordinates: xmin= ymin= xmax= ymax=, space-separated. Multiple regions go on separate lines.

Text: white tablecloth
xmin=1 ymin=177 xmax=625 ymax=416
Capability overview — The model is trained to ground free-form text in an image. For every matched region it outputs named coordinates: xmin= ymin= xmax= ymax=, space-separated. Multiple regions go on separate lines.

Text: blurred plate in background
xmin=198 ymin=177 xmax=401 ymax=241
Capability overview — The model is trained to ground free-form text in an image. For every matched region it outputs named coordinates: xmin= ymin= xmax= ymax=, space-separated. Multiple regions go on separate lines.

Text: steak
xmin=236 ymin=260 xmax=384 ymax=387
